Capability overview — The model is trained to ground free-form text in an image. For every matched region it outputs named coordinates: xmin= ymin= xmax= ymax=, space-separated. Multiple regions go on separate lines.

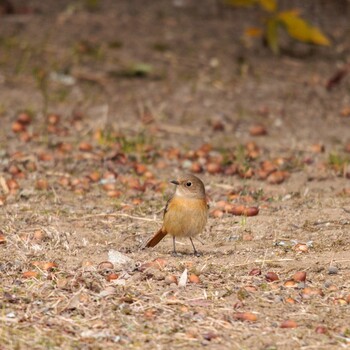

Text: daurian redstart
xmin=144 ymin=174 xmax=208 ymax=256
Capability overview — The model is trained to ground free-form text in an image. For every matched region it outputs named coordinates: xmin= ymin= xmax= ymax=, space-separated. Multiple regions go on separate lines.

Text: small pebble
xmin=297 ymin=282 xmax=306 ymax=289
xmin=328 ymin=266 xmax=338 ymax=275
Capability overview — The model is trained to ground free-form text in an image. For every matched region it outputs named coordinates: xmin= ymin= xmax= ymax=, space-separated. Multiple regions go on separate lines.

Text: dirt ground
xmin=1 ymin=1 xmax=350 ymax=349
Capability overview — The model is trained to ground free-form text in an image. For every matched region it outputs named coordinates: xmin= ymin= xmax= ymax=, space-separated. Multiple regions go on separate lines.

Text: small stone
xmin=328 ymin=266 xmax=338 ymax=275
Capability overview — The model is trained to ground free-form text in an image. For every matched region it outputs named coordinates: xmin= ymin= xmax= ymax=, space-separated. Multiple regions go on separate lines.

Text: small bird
xmin=144 ymin=174 xmax=208 ymax=256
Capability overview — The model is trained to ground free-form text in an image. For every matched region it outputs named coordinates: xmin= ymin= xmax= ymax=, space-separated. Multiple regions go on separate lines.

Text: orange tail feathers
xmin=144 ymin=228 xmax=167 ymax=248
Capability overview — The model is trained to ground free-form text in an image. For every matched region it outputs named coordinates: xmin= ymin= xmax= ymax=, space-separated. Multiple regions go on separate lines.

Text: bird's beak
xmin=170 ymin=180 xmax=180 ymax=185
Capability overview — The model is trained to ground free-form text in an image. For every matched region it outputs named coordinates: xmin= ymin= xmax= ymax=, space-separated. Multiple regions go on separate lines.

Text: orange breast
xmin=163 ymin=197 xmax=208 ymax=238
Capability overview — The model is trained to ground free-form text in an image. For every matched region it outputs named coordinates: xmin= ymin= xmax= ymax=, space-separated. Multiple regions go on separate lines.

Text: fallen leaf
xmin=178 ymin=268 xmax=188 ymax=288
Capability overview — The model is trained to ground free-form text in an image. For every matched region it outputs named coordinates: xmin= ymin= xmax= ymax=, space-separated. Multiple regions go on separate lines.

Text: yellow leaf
xmin=244 ymin=27 xmax=263 ymax=37
xmin=224 ymin=0 xmax=256 ymax=7
xmin=308 ymin=27 xmax=331 ymax=46
xmin=278 ymin=10 xmax=330 ymax=46
xmin=266 ymin=18 xmax=279 ymax=54
xmin=258 ymin=0 xmax=277 ymax=12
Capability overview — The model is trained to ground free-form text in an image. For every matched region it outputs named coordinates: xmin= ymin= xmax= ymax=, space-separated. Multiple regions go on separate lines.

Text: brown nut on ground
xmin=229 ymin=205 xmax=259 ymax=217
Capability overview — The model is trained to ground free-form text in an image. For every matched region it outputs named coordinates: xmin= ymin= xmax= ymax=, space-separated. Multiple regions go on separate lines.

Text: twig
xmin=342 ymin=207 xmax=350 ymax=214
xmin=0 ymin=176 xmax=9 ymax=194
xmin=70 ymin=212 xmax=161 ymax=223
xmin=261 ymin=249 xmax=268 ymax=268
xmin=211 ymin=183 xmax=235 ymax=190
xmin=157 ymin=123 xmax=200 ymax=136
xmin=234 ymin=258 xmax=294 ymax=267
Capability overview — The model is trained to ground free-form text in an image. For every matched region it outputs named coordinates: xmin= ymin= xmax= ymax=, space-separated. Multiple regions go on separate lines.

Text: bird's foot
xmin=193 ymin=250 xmax=202 ymax=257
xmin=171 ymin=251 xmax=182 ymax=257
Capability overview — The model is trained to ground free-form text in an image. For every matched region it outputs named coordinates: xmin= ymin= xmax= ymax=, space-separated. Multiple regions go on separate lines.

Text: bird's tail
xmin=143 ymin=228 xmax=167 ymax=248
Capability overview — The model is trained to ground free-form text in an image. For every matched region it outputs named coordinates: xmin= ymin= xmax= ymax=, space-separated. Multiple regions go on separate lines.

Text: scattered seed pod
xmin=82 ymin=261 xmax=94 ymax=268
xmin=106 ymin=273 xmax=119 ymax=282
xmin=215 ymin=200 xmax=228 ymax=209
xmin=294 ymin=243 xmax=309 ymax=253
xmin=245 ymin=141 xmax=260 ymax=152
xmin=42 ymin=262 xmax=58 ymax=271
xmin=315 ymin=325 xmax=328 ymax=334
xmin=229 ymin=205 xmax=259 ymax=217
xmin=261 ymin=160 xmax=277 ymax=173
xmin=256 ymin=105 xmax=269 ymax=117
xmin=280 ymin=320 xmax=298 ymax=328
xmin=334 ymin=298 xmax=347 ymax=306
xmin=57 ymin=142 xmax=73 ymax=153
xmin=127 ymin=177 xmax=144 ymax=191
xmin=47 ymin=125 xmax=58 ymax=134
xmin=206 ymin=162 xmax=222 ymax=174
xmin=106 ymin=190 xmax=122 ymax=198
xmin=102 ymin=183 xmax=116 ymax=191
xmin=22 ymin=271 xmax=39 ymax=279
xmin=88 ymin=171 xmax=101 ymax=182
xmin=56 ymin=278 xmax=69 ymax=289
xmin=203 ymin=332 xmax=218 ymax=341
xmin=58 ymin=176 xmax=70 ymax=187
xmin=132 ymin=198 xmax=142 ymax=205
xmin=47 ymin=114 xmax=60 ymax=125
xmin=190 ymin=162 xmax=203 ymax=174
xmin=164 ymin=275 xmax=178 ymax=285
xmin=144 ymin=171 xmax=154 ymax=179
xmin=265 ymin=272 xmax=279 ymax=282
xmin=344 ymin=143 xmax=350 ymax=153
xmin=256 ymin=169 xmax=270 ymax=180
xmin=244 ymin=285 xmax=258 ymax=292
xmin=189 ymin=274 xmax=200 ymax=284
xmin=38 ymin=152 xmax=53 ymax=162
xmin=284 ymin=280 xmax=297 ymax=288
xmin=211 ymin=209 xmax=224 ymax=218
xmin=17 ymin=112 xmax=32 ymax=125
xmin=242 ymin=233 xmax=253 ymax=241
xmin=6 ymin=179 xmax=19 ymax=191
xmin=249 ymin=124 xmax=267 ymax=136
xmin=20 ymin=132 xmax=31 ymax=143
xmin=33 ymin=230 xmax=46 ymax=241
xmin=98 ymin=261 xmax=114 ymax=270
xmin=285 ymin=297 xmax=296 ymax=304
xmin=233 ymin=312 xmax=257 ymax=322
xmin=153 ymin=258 xmax=167 ymax=269
xmin=292 ymin=271 xmax=306 ymax=282
xmin=184 ymin=261 xmax=194 ymax=269
xmin=8 ymin=164 xmax=21 ymax=176
xmin=238 ymin=167 xmax=254 ymax=179
xmin=310 ymin=143 xmax=325 ymax=153
xmin=211 ymin=119 xmax=225 ymax=131
xmin=301 ymin=287 xmax=324 ymax=298
xmin=36 ymin=179 xmax=49 ymax=190
xmin=267 ymin=171 xmax=288 ymax=184
xmin=249 ymin=268 xmax=261 ymax=276
xmin=139 ymin=258 xmax=167 ymax=272
xmin=144 ymin=308 xmax=157 ymax=320
xmin=12 ymin=121 xmax=26 ymax=133
xmin=0 ymin=233 xmax=6 ymax=244
xmin=247 ymin=149 xmax=260 ymax=159
xmin=224 ymin=164 xmax=238 ymax=176
xmin=134 ymin=163 xmax=147 ymax=175
xmin=79 ymin=142 xmax=93 ymax=152
xmin=326 ymin=284 xmax=338 ymax=292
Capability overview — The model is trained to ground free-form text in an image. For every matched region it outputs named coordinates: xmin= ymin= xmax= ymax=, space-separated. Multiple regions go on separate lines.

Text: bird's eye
xmin=186 ymin=181 xmax=192 ymax=187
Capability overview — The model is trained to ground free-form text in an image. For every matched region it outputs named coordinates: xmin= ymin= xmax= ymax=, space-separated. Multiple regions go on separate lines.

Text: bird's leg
xmin=172 ymin=236 xmax=177 ymax=256
xmin=190 ymin=237 xmax=201 ymax=257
